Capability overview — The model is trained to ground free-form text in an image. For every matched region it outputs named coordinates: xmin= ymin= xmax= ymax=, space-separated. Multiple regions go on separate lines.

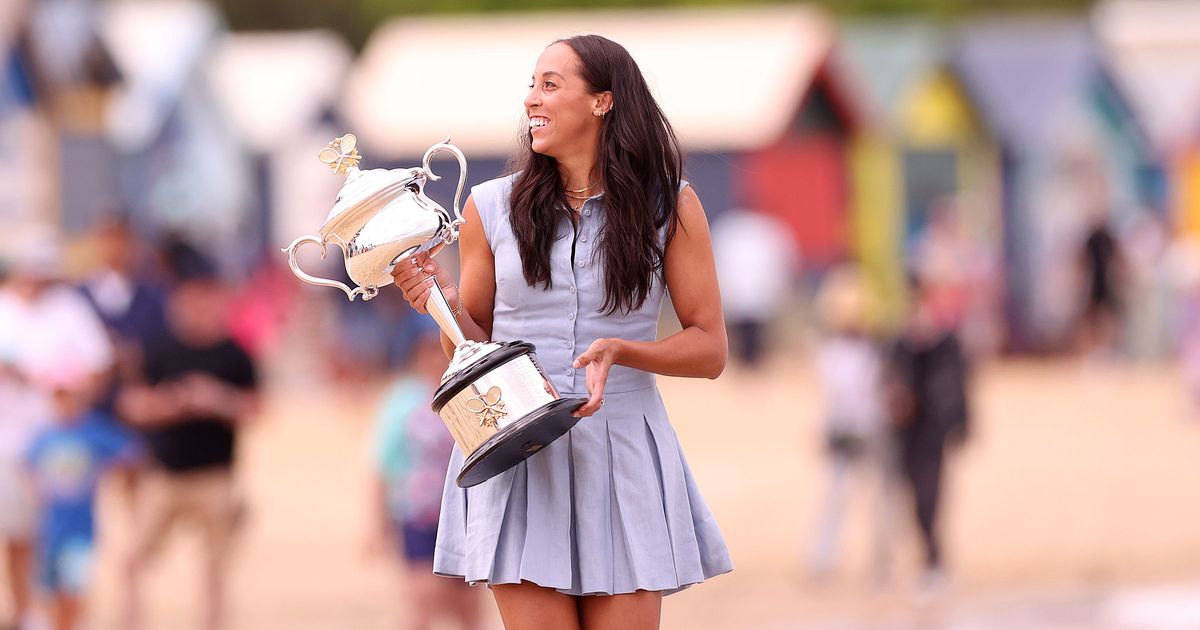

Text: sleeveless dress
xmin=432 ymin=175 xmax=732 ymax=596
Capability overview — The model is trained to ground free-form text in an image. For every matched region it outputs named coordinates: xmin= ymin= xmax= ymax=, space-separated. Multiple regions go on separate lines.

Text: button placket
xmin=567 ymin=214 xmax=586 ymax=389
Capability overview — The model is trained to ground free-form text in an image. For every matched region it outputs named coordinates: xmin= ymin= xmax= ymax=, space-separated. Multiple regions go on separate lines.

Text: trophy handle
xmin=421 ymin=138 xmax=468 ymax=242
xmin=282 ymin=235 xmax=378 ymax=301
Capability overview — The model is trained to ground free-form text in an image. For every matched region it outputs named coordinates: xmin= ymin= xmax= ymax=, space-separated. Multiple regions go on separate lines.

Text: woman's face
xmin=524 ymin=43 xmax=607 ymax=159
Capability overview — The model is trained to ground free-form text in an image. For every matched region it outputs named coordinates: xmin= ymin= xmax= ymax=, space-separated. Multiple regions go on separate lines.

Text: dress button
xmin=577 ymin=260 xmax=584 ymax=268
xmin=563 ymin=340 xmax=571 ymax=348
xmin=580 ymin=235 xmax=587 ymax=243
xmin=565 ymin=368 xmax=574 ymax=376
xmin=569 ymin=286 xmax=576 ymax=294
xmin=568 ymin=313 xmax=575 ymax=321
xmin=583 ymin=209 xmax=592 ymax=217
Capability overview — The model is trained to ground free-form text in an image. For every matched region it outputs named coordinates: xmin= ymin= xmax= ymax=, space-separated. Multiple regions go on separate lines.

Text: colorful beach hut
xmin=1094 ymin=0 xmax=1200 ymax=237
xmin=953 ymin=19 xmax=1152 ymax=351
xmin=343 ymin=5 xmax=854 ymax=267
xmin=837 ymin=21 xmax=1000 ymax=328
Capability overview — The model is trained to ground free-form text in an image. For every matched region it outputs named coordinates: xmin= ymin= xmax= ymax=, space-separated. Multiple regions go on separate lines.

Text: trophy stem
xmin=428 ymin=279 xmax=467 ymax=347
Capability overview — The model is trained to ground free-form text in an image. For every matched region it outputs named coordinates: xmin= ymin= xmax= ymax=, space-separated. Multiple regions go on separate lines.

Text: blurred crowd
xmin=5 ymin=0 xmax=1200 ymax=627
xmin=0 ymin=216 xmax=481 ymax=630
xmin=711 ymin=194 xmax=1200 ymax=598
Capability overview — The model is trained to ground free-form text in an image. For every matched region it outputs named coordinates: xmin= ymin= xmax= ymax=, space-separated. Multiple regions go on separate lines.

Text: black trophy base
xmin=456 ymin=397 xmax=587 ymax=488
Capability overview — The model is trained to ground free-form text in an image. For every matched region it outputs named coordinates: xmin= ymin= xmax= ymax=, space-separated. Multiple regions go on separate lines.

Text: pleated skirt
xmin=432 ymin=384 xmax=732 ymax=596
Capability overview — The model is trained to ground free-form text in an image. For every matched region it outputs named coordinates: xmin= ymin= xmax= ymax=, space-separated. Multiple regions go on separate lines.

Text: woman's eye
xmin=543 ymin=81 xmax=556 ymax=89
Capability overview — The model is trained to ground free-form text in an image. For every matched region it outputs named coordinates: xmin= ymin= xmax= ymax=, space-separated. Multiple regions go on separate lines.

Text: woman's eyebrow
xmin=535 ymin=71 xmax=565 ymax=80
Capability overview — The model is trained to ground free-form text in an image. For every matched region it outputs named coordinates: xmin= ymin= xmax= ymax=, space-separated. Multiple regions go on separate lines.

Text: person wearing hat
xmin=807 ymin=265 xmax=892 ymax=582
xmin=23 ymin=359 xmax=141 ymax=630
xmin=0 ymin=226 xmax=114 ymax=630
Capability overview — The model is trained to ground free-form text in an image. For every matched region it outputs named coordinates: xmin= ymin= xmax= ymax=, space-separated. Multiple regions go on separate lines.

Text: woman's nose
xmin=524 ymin=89 xmax=539 ymax=109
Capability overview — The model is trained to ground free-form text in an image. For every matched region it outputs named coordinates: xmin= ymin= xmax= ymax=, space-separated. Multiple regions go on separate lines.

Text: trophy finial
xmin=318 ymin=133 xmax=361 ymax=175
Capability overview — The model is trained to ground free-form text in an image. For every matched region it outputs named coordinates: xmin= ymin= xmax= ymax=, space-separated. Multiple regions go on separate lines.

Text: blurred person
xmin=391 ymin=35 xmax=731 ymax=629
xmin=24 ymin=364 xmax=141 ymax=630
xmin=77 ymin=214 xmax=167 ymax=384
xmin=910 ymin=201 xmax=971 ymax=333
xmin=0 ymin=227 xmax=114 ymax=630
xmin=711 ymin=207 xmax=798 ymax=369
xmin=887 ymin=277 xmax=971 ymax=594
xmin=76 ymin=214 xmax=167 ymax=518
xmin=1119 ymin=211 xmax=1171 ymax=360
xmin=368 ymin=329 xmax=481 ymax=630
xmin=1166 ymin=238 xmax=1200 ymax=409
xmin=118 ymin=245 xmax=259 ymax=630
xmin=1076 ymin=209 xmax=1124 ymax=356
xmin=806 ymin=265 xmax=892 ymax=583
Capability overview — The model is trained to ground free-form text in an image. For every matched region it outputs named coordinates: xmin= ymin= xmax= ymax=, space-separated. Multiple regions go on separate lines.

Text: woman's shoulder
xmin=470 ymin=173 xmax=519 ymax=211
xmin=469 ymin=174 xmax=518 ymax=244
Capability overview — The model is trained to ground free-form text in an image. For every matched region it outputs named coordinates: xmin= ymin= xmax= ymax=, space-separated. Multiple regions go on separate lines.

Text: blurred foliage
xmin=211 ymin=0 xmax=1097 ymax=50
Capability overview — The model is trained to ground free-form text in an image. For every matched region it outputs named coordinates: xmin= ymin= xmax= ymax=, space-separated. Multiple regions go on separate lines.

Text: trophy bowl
xmin=284 ymin=134 xmax=585 ymax=487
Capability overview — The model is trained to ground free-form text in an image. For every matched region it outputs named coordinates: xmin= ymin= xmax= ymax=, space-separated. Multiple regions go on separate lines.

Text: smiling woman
xmin=390 ymin=34 xmax=731 ymax=630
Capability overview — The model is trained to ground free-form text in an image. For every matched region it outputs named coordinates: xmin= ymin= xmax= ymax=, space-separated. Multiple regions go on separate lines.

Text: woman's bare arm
xmin=616 ymin=186 xmax=727 ymax=378
xmin=572 ymin=186 xmax=727 ymax=415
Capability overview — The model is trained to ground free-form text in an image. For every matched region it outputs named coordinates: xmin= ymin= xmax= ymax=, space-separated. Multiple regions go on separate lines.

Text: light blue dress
xmin=433 ymin=175 xmax=732 ymax=596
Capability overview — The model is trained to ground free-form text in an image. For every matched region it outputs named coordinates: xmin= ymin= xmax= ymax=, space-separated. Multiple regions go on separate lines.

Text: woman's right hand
xmin=390 ymin=252 xmax=459 ymax=315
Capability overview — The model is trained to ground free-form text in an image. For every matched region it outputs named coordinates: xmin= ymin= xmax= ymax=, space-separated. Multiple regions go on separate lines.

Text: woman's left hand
xmin=572 ymin=338 xmax=622 ymax=418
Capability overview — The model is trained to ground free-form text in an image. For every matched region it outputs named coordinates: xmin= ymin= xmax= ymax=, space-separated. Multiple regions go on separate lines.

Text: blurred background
xmin=3 ymin=0 xmax=1200 ymax=628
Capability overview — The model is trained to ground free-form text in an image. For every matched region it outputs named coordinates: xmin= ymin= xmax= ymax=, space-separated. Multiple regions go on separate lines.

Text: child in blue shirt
xmin=368 ymin=329 xmax=480 ymax=630
xmin=24 ymin=372 xmax=141 ymax=630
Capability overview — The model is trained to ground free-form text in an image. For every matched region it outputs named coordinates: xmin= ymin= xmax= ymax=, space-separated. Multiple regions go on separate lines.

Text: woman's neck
xmin=556 ymin=148 xmax=600 ymax=191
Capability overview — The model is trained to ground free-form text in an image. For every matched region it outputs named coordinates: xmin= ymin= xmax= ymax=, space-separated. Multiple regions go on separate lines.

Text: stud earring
xmin=593 ymin=109 xmax=603 ymax=116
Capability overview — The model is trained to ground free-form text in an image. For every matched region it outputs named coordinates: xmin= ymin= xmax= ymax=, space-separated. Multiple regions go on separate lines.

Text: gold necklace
xmin=565 ymin=180 xmax=599 ymax=194
xmin=564 ymin=191 xmax=593 ymax=200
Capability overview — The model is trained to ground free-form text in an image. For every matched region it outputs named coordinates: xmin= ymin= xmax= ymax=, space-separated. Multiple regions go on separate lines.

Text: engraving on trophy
xmin=465 ymin=385 xmax=507 ymax=429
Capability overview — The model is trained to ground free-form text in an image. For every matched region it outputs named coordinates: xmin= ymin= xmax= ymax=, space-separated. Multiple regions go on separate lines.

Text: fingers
xmin=391 ymin=255 xmax=441 ymax=311
xmin=573 ymin=393 xmax=601 ymax=418
xmin=390 ymin=255 xmax=431 ymax=283
xmin=404 ymin=281 xmax=433 ymax=314
xmin=572 ymin=363 xmax=609 ymax=418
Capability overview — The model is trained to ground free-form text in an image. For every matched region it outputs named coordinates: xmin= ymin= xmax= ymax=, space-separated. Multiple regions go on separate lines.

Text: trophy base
xmin=456 ymin=397 xmax=587 ymax=488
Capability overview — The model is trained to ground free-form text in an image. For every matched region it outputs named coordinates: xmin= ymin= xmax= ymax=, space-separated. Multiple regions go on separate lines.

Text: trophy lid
xmin=318 ymin=134 xmax=424 ymax=235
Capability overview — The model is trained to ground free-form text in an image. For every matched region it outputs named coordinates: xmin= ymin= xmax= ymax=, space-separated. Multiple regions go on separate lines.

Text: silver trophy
xmin=283 ymin=134 xmax=585 ymax=487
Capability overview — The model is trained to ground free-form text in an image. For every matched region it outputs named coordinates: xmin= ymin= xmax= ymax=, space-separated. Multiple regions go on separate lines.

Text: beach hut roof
xmin=953 ymin=19 xmax=1101 ymax=152
xmin=98 ymin=0 xmax=221 ymax=150
xmin=205 ymin=30 xmax=353 ymax=152
xmin=343 ymin=5 xmax=835 ymax=158
xmin=837 ymin=20 xmax=949 ymax=129
xmin=1093 ymin=0 xmax=1200 ymax=153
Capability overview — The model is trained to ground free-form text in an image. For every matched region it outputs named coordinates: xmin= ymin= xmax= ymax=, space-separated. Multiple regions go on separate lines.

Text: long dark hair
xmin=508 ymin=34 xmax=682 ymax=314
